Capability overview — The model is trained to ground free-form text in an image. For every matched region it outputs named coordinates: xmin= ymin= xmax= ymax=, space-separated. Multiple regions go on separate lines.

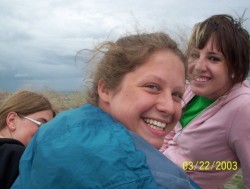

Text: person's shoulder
xmin=224 ymin=81 xmax=250 ymax=105
xmin=0 ymin=138 xmax=25 ymax=156
xmin=129 ymin=131 xmax=183 ymax=172
xmin=53 ymin=104 xmax=119 ymax=128
xmin=53 ymin=104 xmax=105 ymax=121
xmin=0 ymin=139 xmax=24 ymax=189
xmin=35 ymin=104 xmax=124 ymax=145
xmin=128 ymin=132 xmax=198 ymax=189
xmin=232 ymin=89 xmax=250 ymax=104
xmin=39 ymin=104 xmax=89 ymax=130
xmin=0 ymin=138 xmax=24 ymax=147
xmin=233 ymin=80 xmax=250 ymax=95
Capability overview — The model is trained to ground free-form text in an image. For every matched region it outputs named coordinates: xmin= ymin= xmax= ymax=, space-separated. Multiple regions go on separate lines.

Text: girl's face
xmin=10 ymin=110 xmax=54 ymax=146
xmin=99 ymin=50 xmax=185 ymax=149
xmin=188 ymin=37 xmax=232 ymax=99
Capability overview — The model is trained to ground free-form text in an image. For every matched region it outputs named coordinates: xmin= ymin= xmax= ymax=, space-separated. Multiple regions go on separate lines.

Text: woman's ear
xmin=98 ymin=79 xmax=111 ymax=103
xmin=6 ymin=112 xmax=18 ymax=131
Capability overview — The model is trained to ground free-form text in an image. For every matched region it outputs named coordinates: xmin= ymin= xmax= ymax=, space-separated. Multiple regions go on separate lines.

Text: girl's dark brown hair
xmin=187 ymin=14 xmax=250 ymax=84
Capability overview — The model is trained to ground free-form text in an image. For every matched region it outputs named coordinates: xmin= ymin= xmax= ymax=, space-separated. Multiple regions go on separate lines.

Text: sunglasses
xmin=19 ymin=114 xmax=43 ymax=127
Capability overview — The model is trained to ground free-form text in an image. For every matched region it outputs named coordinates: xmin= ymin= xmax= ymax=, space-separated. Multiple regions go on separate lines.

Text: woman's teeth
xmin=194 ymin=76 xmax=209 ymax=82
xmin=144 ymin=118 xmax=167 ymax=131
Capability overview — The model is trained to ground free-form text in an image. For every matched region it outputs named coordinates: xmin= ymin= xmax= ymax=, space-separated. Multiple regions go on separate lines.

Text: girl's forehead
xmin=196 ymin=35 xmax=221 ymax=53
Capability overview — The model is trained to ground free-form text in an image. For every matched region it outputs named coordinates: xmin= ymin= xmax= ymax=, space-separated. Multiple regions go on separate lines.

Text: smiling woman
xmin=98 ymin=49 xmax=185 ymax=149
xmin=11 ymin=32 xmax=200 ymax=189
xmin=161 ymin=14 xmax=250 ymax=189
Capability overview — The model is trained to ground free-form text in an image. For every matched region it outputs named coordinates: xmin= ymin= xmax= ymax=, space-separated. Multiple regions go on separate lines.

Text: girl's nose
xmin=156 ymin=93 xmax=175 ymax=116
xmin=194 ymin=58 xmax=207 ymax=73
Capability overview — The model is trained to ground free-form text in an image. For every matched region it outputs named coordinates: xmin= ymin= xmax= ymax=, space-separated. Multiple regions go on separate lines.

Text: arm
xmin=229 ymin=101 xmax=250 ymax=189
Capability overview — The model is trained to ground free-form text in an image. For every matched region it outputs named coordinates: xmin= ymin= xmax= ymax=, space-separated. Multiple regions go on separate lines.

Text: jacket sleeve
xmin=229 ymin=100 xmax=250 ymax=189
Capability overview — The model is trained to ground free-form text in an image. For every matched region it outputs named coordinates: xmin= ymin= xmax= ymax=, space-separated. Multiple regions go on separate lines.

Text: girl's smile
xmin=99 ymin=49 xmax=185 ymax=149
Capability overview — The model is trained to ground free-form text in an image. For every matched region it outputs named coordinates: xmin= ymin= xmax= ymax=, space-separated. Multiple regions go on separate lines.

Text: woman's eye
xmin=145 ymin=84 xmax=160 ymax=91
xmin=208 ymin=56 xmax=220 ymax=62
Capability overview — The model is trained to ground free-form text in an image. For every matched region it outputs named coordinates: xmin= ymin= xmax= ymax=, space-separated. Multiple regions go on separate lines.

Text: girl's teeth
xmin=195 ymin=77 xmax=209 ymax=82
xmin=144 ymin=118 xmax=167 ymax=131
xmin=150 ymin=125 xmax=163 ymax=131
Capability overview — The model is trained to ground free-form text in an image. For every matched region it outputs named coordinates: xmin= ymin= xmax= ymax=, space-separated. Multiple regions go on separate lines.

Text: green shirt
xmin=180 ymin=96 xmax=216 ymax=128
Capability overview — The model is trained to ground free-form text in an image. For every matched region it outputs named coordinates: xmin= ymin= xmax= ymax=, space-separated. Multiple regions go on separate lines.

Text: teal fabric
xmin=129 ymin=132 xmax=200 ymax=189
xmin=11 ymin=104 xmax=164 ymax=189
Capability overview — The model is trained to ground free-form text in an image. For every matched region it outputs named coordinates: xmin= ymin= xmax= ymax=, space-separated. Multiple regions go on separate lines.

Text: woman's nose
xmin=156 ymin=93 xmax=175 ymax=116
xmin=194 ymin=58 xmax=207 ymax=73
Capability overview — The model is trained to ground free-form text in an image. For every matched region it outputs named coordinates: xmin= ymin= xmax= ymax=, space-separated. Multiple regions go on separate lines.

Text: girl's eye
xmin=208 ymin=56 xmax=220 ymax=62
xmin=145 ymin=84 xmax=160 ymax=91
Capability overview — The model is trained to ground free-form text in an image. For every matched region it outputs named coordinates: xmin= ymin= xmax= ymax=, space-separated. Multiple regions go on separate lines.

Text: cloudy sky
xmin=0 ymin=0 xmax=249 ymax=92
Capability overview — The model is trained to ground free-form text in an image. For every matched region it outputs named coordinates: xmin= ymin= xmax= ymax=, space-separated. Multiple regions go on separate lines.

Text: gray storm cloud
xmin=0 ymin=0 xmax=249 ymax=91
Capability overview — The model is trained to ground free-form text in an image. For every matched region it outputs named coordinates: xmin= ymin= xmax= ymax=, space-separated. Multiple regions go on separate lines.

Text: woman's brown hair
xmin=86 ymin=32 xmax=186 ymax=105
xmin=186 ymin=14 xmax=250 ymax=84
xmin=0 ymin=90 xmax=56 ymax=130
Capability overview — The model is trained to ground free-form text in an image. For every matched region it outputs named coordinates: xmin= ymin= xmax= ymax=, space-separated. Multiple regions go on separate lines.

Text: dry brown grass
xmin=0 ymin=89 xmax=88 ymax=112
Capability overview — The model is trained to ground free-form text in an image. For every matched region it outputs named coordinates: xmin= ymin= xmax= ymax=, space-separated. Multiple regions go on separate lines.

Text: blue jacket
xmin=12 ymin=104 xmax=199 ymax=189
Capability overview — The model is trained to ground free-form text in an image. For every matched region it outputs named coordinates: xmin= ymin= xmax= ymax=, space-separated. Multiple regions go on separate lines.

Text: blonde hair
xmin=0 ymin=90 xmax=56 ymax=130
xmin=87 ymin=32 xmax=186 ymax=105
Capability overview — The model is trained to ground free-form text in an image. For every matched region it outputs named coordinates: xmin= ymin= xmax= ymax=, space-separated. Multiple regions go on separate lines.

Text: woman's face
xmin=188 ymin=37 xmax=232 ymax=99
xmin=12 ymin=110 xmax=54 ymax=146
xmin=99 ymin=50 xmax=185 ymax=149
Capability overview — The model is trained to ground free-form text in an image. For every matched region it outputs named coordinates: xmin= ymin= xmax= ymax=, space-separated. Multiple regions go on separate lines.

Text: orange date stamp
xmin=182 ymin=160 xmax=238 ymax=171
